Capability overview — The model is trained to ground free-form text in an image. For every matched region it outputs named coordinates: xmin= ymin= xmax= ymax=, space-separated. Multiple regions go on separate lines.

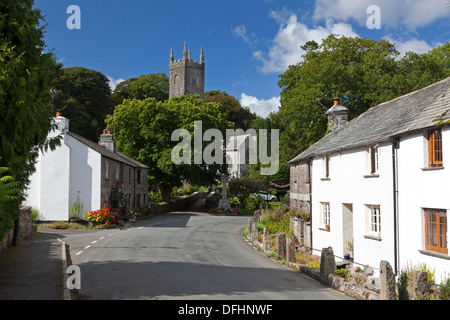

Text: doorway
xmin=342 ymin=203 xmax=354 ymax=258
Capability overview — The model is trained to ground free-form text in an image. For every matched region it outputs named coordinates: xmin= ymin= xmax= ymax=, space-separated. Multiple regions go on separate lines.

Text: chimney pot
xmin=326 ymin=98 xmax=348 ymax=133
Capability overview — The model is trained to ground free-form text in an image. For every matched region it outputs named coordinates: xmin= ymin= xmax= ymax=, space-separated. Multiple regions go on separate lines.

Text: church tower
xmin=169 ymin=42 xmax=205 ymax=99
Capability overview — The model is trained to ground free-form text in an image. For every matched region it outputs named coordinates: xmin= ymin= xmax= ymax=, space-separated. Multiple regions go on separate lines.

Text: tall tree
xmin=0 ymin=0 xmax=58 ymax=239
xmin=277 ymin=36 xmax=449 ymax=163
xmin=111 ymin=73 xmax=169 ymax=104
xmin=106 ymin=95 xmax=233 ymax=202
xmin=52 ymin=66 xmax=114 ymax=142
xmin=205 ymin=90 xmax=256 ymax=130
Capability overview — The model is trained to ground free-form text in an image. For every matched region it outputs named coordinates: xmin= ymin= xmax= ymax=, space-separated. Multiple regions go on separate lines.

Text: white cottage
xmin=24 ymin=113 xmax=148 ymax=222
xmin=290 ymin=77 xmax=450 ymax=282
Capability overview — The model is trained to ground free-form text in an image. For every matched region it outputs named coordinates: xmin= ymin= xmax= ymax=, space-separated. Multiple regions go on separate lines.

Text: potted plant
xmin=344 ymin=240 xmax=353 ymax=259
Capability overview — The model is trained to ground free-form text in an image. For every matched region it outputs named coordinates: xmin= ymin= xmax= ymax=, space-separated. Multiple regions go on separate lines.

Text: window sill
xmin=418 ymin=250 xmax=450 ymax=260
xmin=421 ymin=166 xmax=444 ymax=171
xmin=320 ymin=177 xmax=330 ymax=181
xmin=364 ymin=234 xmax=382 ymax=241
xmin=319 ymin=227 xmax=330 ymax=232
xmin=363 ymin=174 xmax=379 ymax=179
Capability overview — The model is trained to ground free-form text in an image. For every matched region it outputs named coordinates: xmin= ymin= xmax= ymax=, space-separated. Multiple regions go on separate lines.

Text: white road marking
xmin=84 ymin=245 xmax=91 ymax=249
xmin=92 ymin=240 xmax=98 ymax=244
xmin=76 ymin=251 xmax=83 ymax=256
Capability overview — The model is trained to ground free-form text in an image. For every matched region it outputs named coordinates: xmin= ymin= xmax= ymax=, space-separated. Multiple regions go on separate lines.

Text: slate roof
xmin=290 ymin=77 xmax=450 ymax=163
xmin=67 ymin=131 xmax=148 ymax=169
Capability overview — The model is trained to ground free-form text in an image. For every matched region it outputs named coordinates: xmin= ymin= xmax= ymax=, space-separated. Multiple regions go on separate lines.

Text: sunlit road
xmin=57 ymin=212 xmax=351 ymax=300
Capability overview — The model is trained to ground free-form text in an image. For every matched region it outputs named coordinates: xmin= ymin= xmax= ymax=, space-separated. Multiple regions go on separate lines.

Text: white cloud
xmin=107 ymin=76 xmax=125 ymax=91
xmin=384 ymin=36 xmax=437 ymax=57
xmin=313 ymin=0 xmax=448 ymax=30
xmin=253 ymin=14 xmax=359 ymax=74
xmin=240 ymin=93 xmax=281 ymax=118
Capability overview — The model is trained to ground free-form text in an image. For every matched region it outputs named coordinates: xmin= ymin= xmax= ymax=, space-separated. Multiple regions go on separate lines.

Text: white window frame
xmin=365 ymin=205 xmax=381 ymax=238
xmin=320 ymin=202 xmax=331 ymax=230
xmin=322 ymin=154 xmax=330 ymax=179
xmin=366 ymin=144 xmax=379 ymax=175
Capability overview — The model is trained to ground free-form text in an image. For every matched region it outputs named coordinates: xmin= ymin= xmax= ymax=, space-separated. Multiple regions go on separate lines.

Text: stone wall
xmin=290 ymin=216 xmax=311 ymax=249
xmin=289 ymin=161 xmax=311 ymax=212
xmin=0 ymin=206 xmax=33 ymax=254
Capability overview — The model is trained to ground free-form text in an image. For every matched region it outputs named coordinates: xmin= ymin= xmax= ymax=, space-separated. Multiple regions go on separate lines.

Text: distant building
xmin=169 ymin=42 xmax=205 ymax=99
xmin=24 ymin=113 xmax=148 ymax=221
xmin=290 ymin=77 xmax=450 ymax=281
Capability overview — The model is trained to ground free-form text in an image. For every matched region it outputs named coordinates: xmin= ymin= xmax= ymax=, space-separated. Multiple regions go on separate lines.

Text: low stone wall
xmin=149 ymin=191 xmax=208 ymax=215
xmin=0 ymin=206 xmax=33 ymax=254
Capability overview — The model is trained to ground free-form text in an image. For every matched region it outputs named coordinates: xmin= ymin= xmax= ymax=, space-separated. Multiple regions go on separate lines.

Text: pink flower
xmin=76 ymin=190 xmax=80 ymax=193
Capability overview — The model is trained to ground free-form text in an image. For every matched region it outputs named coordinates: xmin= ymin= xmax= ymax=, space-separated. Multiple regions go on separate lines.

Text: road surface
xmin=58 ymin=212 xmax=352 ymax=300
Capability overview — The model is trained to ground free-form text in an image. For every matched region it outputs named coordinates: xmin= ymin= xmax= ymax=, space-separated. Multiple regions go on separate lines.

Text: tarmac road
xmin=60 ymin=212 xmax=352 ymax=300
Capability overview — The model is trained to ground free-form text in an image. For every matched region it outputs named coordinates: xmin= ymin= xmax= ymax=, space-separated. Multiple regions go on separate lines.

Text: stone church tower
xmin=169 ymin=42 xmax=205 ymax=99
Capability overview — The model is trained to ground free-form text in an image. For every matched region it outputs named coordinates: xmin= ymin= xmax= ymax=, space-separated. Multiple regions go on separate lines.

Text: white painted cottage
xmin=290 ymin=77 xmax=450 ymax=282
xmin=24 ymin=113 xmax=148 ymax=222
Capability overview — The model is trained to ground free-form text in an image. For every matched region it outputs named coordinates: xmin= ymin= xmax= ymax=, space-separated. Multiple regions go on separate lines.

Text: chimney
xmin=53 ymin=110 xmax=69 ymax=135
xmin=99 ymin=129 xmax=116 ymax=153
xmin=326 ymin=97 xmax=348 ymax=133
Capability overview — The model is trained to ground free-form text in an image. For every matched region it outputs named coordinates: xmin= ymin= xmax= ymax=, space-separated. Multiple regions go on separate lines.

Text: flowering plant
xmin=85 ymin=206 xmax=118 ymax=227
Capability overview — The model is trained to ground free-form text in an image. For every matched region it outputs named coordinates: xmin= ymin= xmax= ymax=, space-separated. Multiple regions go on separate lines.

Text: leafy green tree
xmin=277 ymin=36 xmax=449 ymax=163
xmin=52 ymin=66 xmax=114 ymax=141
xmin=106 ymin=95 xmax=233 ymax=202
xmin=112 ymin=73 xmax=169 ymax=104
xmin=0 ymin=0 xmax=58 ymax=239
xmin=205 ymin=90 xmax=256 ymax=130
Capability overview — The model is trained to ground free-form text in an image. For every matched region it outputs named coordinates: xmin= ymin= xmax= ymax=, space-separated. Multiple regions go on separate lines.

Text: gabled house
xmin=289 ymin=77 xmax=450 ymax=282
xmin=24 ymin=113 xmax=149 ymax=221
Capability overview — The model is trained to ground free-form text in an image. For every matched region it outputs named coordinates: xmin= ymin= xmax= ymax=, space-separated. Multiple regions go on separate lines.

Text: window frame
xmin=105 ymin=160 xmax=109 ymax=180
xmin=428 ymin=129 xmax=443 ymax=168
xmin=424 ymin=208 xmax=448 ymax=254
xmin=322 ymin=154 xmax=330 ymax=180
xmin=320 ymin=202 xmax=330 ymax=230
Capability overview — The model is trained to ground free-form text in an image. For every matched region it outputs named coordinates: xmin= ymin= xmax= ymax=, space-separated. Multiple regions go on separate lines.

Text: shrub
xmin=244 ymin=194 xmax=265 ymax=211
xmin=439 ymin=278 xmax=450 ymax=300
xmin=397 ymin=271 xmax=410 ymax=300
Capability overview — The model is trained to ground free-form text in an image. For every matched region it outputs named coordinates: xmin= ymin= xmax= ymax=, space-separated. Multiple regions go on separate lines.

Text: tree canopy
xmin=276 ymin=36 xmax=450 ymax=164
xmin=111 ymin=73 xmax=169 ymax=104
xmin=0 ymin=0 xmax=58 ymax=239
xmin=52 ymin=66 xmax=114 ymax=142
xmin=205 ymin=90 xmax=256 ymax=130
xmin=106 ymin=95 xmax=233 ymax=201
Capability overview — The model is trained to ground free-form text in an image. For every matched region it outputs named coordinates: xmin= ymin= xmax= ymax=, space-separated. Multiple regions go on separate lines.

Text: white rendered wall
xmin=24 ymin=116 xmax=102 ymax=221
xmin=311 ymin=142 xmax=395 ymax=273
xmin=66 ymin=135 xmax=102 ymax=218
xmin=397 ymin=129 xmax=450 ymax=283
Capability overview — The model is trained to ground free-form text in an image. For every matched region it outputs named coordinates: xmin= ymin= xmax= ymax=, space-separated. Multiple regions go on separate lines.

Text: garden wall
xmin=0 ymin=206 xmax=33 ymax=254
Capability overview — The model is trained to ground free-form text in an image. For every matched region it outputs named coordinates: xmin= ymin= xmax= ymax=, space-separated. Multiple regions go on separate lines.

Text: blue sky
xmin=34 ymin=0 xmax=449 ymax=118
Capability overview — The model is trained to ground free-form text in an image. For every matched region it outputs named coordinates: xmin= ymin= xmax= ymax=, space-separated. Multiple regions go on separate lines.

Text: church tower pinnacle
xmin=169 ymin=42 xmax=205 ymax=99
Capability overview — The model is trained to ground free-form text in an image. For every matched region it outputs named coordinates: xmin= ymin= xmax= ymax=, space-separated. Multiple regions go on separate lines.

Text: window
xmin=365 ymin=144 xmax=379 ymax=175
xmin=369 ymin=145 xmax=379 ymax=174
xmin=136 ymin=169 xmax=141 ymax=184
xmin=322 ymin=154 xmax=330 ymax=179
xmin=424 ymin=209 xmax=448 ymax=254
xmin=321 ymin=202 xmax=330 ymax=229
xmin=428 ymin=129 xmax=443 ymax=167
xmin=365 ymin=205 xmax=381 ymax=239
xmin=105 ymin=161 xmax=109 ymax=180
xmin=369 ymin=205 xmax=381 ymax=234
xmin=116 ymin=164 xmax=120 ymax=181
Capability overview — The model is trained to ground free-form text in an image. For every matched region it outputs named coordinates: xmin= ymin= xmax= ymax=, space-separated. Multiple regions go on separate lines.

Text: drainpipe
xmin=391 ymin=139 xmax=400 ymax=274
